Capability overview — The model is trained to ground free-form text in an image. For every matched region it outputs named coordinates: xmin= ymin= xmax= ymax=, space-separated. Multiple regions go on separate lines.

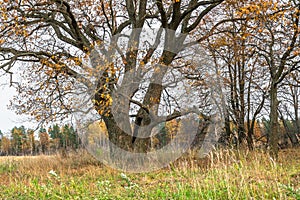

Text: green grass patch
xmin=0 ymin=149 xmax=299 ymax=199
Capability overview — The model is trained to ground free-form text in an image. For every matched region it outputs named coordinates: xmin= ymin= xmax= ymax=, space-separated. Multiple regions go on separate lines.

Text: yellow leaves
xmin=93 ymin=91 xmax=113 ymax=116
xmin=292 ymin=50 xmax=300 ymax=56
xmin=241 ymin=32 xmax=250 ymax=40
xmin=40 ymin=59 xmax=55 ymax=68
xmin=95 ymin=40 xmax=102 ymax=46
xmin=238 ymin=7 xmax=249 ymax=15
xmin=69 ymin=57 xmax=82 ymax=65
xmin=100 ymin=93 xmax=108 ymax=99
xmin=139 ymin=60 xmax=145 ymax=67
xmin=150 ymin=97 xmax=160 ymax=104
xmin=83 ymin=46 xmax=89 ymax=52
xmin=107 ymin=96 xmax=113 ymax=106
xmin=40 ymin=59 xmax=47 ymax=65
xmin=237 ymin=4 xmax=262 ymax=17
xmin=236 ymin=0 xmax=280 ymax=18
xmin=1 ymin=12 xmax=8 ymax=20
xmin=211 ymin=37 xmax=229 ymax=49
xmin=22 ymin=30 xmax=28 ymax=37
xmin=274 ymin=2 xmax=278 ymax=11
xmin=40 ymin=57 xmax=66 ymax=73
xmin=45 ymin=69 xmax=54 ymax=76
xmin=73 ymin=57 xmax=81 ymax=65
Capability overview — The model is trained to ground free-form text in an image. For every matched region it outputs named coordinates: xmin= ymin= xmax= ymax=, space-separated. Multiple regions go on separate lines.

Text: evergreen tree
xmin=11 ymin=126 xmax=26 ymax=155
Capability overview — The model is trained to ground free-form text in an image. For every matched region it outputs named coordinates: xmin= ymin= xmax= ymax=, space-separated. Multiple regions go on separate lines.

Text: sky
xmin=0 ymin=75 xmax=33 ymax=134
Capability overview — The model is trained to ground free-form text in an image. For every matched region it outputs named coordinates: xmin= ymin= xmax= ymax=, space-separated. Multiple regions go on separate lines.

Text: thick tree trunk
xmin=132 ymin=93 xmax=155 ymax=153
xmin=132 ymin=52 xmax=174 ymax=152
xmin=132 ymin=82 xmax=163 ymax=153
xmin=269 ymin=83 xmax=279 ymax=159
xmin=133 ymin=136 xmax=152 ymax=153
xmin=102 ymin=115 xmax=134 ymax=164
xmin=103 ymin=116 xmax=133 ymax=151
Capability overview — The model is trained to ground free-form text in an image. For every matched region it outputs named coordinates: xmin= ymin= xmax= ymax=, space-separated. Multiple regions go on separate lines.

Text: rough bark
xmin=269 ymin=83 xmax=279 ymax=159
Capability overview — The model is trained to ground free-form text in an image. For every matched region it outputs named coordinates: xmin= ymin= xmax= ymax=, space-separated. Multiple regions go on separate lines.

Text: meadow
xmin=0 ymin=148 xmax=299 ymax=200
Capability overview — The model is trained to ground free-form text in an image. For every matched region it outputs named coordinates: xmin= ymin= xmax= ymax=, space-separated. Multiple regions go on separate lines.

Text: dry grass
xmin=0 ymin=148 xmax=299 ymax=199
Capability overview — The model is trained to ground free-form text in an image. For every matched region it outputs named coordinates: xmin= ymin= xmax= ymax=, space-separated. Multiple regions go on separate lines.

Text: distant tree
xmin=68 ymin=125 xmax=80 ymax=149
xmin=62 ymin=124 xmax=80 ymax=150
xmin=27 ymin=129 xmax=36 ymax=155
xmin=0 ymin=136 xmax=11 ymax=156
xmin=48 ymin=124 xmax=62 ymax=151
xmin=49 ymin=124 xmax=60 ymax=140
xmin=39 ymin=127 xmax=50 ymax=154
xmin=11 ymin=126 xmax=26 ymax=155
xmin=49 ymin=124 xmax=80 ymax=152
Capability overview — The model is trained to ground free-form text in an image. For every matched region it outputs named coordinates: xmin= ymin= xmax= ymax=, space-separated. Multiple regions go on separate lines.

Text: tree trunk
xmin=292 ymin=86 xmax=300 ymax=146
xmin=246 ymin=121 xmax=254 ymax=151
xmin=132 ymin=63 xmax=171 ymax=152
xmin=269 ymin=83 xmax=279 ymax=159
xmin=238 ymin=56 xmax=246 ymax=146
xmin=191 ymin=119 xmax=210 ymax=150
xmin=237 ymin=122 xmax=246 ymax=147
xmin=224 ymin=111 xmax=232 ymax=146
xmin=132 ymin=102 xmax=153 ymax=153
xmin=103 ymin=115 xmax=134 ymax=154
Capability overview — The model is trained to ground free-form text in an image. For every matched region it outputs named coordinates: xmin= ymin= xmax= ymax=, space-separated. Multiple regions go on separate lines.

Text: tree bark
xmin=269 ymin=82 xmax=279 ymax=158
xmin=246 ymin=120 xmax=255 ymax=151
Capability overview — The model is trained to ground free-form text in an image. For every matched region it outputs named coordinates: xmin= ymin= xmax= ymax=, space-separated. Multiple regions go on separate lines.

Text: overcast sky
xmin=0 ymin=75 xmax=33 ymax=134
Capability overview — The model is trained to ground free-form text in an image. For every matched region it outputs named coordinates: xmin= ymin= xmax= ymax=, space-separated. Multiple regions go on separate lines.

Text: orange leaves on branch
xmin=72 ymin=57 xmax=82 ymax=65
xmin=238 ymin=4 xmax=260 ymax=15
xmin=93 ymin=90 xmax=113 ymax=116
xmin=236 ymin=0 xmax=281 ymax=19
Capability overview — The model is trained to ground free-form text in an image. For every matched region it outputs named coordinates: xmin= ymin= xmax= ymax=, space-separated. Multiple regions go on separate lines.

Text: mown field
xmin=0 ymin=149 xmax=299 ymax=200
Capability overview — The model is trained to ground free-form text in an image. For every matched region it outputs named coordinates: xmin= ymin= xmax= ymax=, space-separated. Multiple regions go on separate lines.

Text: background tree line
xmin=1 ymin=116 xmax=298 ymax=156
xmin=0 ymin=124 xmax=80 ymax=156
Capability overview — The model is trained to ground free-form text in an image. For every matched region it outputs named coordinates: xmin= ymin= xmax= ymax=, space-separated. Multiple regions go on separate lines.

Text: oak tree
xmin=0 ymin=0 xmax=225 ymax=155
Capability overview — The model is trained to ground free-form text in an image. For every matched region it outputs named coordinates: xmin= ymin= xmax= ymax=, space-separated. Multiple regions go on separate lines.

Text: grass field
xmin=0 ymin=148 xmax=299 ymax=200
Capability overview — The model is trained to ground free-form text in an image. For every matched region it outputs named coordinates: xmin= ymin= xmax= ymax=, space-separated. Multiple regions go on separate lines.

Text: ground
xmin=0 ymin=149 xmax=299 ymax=199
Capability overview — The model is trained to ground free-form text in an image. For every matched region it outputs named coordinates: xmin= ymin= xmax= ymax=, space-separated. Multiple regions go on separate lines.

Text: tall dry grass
xmin=0 ymin=148 xmax=299 ymax=199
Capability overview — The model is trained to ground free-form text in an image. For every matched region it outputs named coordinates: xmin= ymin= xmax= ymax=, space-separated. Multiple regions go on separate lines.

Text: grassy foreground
xmin=0 ymin=149 xmax=299 ymax=200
